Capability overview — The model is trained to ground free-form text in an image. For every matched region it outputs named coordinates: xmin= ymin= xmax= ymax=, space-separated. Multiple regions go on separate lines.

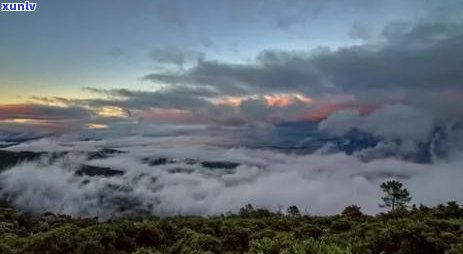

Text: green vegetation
xmin=0 ymin=181 xmax=462 ymax=254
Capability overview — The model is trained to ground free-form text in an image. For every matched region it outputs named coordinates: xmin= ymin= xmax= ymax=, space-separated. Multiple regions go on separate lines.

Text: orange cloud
xmin=213 ymin=97 xmax=243 ymax=107
xmin=213 ymin=93 xmax=313 ymax=108
xmin=96 ymin=106 xmax=127 ymax=118
xmin=264 ymin=93 xmax=312 ymax=107
xmin=86 ymin=123 xmax=109 ymax=129
xmin=2 ymin=118 xmax=33 ymax=124
xmin=298 ymin=104 xmax=376 ymax=121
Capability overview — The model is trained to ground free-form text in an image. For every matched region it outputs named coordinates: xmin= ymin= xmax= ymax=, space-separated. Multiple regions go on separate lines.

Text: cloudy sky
xmin=2 ymin=0 xmax=463 ymax=217
xmin=1 ymin=0 xmax=463 ymax=136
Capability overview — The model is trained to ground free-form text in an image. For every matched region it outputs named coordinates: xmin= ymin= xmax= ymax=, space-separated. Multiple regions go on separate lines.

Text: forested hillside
xmin=1 ymin=201 xmax=463 ymax=254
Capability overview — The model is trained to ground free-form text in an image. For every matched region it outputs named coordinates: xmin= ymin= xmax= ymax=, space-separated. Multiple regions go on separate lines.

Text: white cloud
xmin=364 ymin=104 xmax=434 ymax=142
xmin=1 ymin=134 xmax=462 ymax=219
xmin=318 ymin=109 xmax=362 ymax=135
xmin=320 ymin=104 xmax=435 ymax=142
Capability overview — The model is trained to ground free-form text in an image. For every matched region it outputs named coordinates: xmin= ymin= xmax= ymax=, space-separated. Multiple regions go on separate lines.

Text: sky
xmin=2 ymin=0 xmax=463 ymax=217
xmin=1 ymin=0 xmax=463 ymax=137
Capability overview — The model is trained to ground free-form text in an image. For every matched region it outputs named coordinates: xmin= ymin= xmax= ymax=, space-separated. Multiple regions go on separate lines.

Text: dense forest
xmin=0 ymin=180 xmax=462 ymax=254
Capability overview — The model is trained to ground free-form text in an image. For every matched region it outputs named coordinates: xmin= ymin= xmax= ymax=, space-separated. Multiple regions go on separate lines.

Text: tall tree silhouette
xmin=379 ymin=180 xmax=412 ymax=212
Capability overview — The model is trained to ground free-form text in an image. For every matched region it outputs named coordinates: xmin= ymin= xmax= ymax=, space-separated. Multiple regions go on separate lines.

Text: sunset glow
xmin=212 ymin=97 xmax=243 ymax=107
xmin=86 ymin=123 xmax=109 ymax=129
xmin=96 ymin=106 xmax=127 ymax=118
xmin=212 ymin=93 xmax=313 ymax=108
xmin=264 ymin=93 xmax=313 ymax=107
xmin=2 ymin=118 xmax=33 ymax=124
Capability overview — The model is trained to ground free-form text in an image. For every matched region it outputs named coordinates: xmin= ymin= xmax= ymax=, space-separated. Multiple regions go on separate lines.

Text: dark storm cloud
xmin=83 ymin=87 xmax=215 ymax=110
xmin=143 ymin=21 xmax=463 ymax=104
xmin=381 ymin=22 xmax=461 ymax=47
xmin=0 ymin=104 xmax=92 ymax=138
xmin=29 ymin=96 xmax=74 ymax=106
xmin=143 ymin=57 xmax=324 ymax=96
xmin=0 ymin=104 xmax=90 ymax=121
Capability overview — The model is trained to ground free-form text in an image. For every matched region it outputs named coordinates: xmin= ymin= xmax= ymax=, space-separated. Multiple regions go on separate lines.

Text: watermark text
xmin=1 ymin=1 xmax=37 ymax=12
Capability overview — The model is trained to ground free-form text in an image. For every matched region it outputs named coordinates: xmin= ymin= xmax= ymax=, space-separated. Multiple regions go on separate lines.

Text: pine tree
xmin=379 ymin=180 xmax=412 ymax=212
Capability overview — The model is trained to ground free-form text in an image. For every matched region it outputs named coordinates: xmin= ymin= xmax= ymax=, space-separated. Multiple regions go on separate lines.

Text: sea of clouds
xmin=1 ymin=115 xmax=463 ymax=219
